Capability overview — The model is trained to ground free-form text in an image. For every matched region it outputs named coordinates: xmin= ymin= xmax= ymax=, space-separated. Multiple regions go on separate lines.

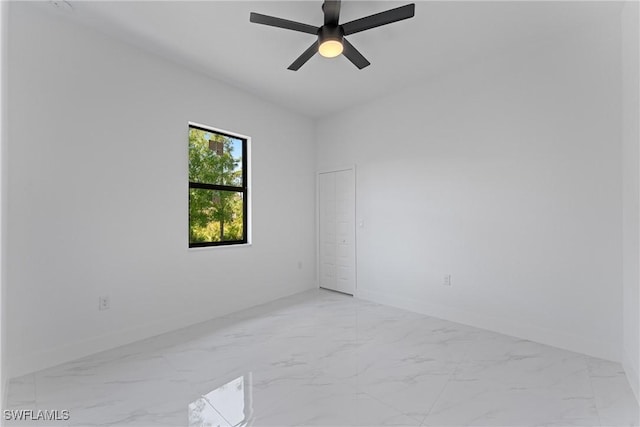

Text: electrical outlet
xmin=98 ymin=295 xmax=110 ymax=311
xmin=443 ymin=274 xmax=452 ymax=286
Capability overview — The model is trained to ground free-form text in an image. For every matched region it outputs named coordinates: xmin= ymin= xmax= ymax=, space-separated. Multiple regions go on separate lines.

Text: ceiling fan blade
xmin=250 ymin=12 xmax=318 ymax=35
xmin=288 ymin=41 xmax=320 ymax=71
xmin=323 ymin=0 xmax=341 ymax=26
xmin=341 ymin=3 xmax=415 ymax=36
xmin=342 ymin=38 xmax=370 ymax=69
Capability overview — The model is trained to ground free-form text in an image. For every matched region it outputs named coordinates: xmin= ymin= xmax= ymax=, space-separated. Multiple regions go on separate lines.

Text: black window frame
xmin=188 ymin=123 xmax=248 ymax=248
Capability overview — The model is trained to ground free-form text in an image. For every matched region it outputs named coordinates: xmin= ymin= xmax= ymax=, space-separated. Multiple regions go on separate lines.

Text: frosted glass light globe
xmin=319 ymin=40 xmax=343 ymax=58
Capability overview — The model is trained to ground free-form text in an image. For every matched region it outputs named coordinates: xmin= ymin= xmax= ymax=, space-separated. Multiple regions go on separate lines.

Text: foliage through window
xmin=189 ymin=124 xmax=248 ymax=247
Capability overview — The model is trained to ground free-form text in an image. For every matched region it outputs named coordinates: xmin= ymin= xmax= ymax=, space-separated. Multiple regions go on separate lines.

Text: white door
xmin=318 ymin=168 xmax=355 ymax=295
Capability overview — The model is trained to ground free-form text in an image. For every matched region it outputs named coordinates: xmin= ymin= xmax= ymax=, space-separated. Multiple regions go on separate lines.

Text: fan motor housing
xmin=318 ymin=25 xmax=344 ymax=44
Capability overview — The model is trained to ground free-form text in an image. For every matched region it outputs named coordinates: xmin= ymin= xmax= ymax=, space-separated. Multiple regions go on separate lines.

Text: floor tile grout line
xmin=418 ymin=361 xmax=461 ymax=427
xmin=358 ymin=389 xmax=424 ymax=424
xmin=584 ymin=355 xmax=604 ymax=427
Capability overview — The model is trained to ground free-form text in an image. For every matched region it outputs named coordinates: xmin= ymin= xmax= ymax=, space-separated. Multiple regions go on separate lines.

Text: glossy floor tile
xmin=5 ymin=289 xmax=639 ymax=426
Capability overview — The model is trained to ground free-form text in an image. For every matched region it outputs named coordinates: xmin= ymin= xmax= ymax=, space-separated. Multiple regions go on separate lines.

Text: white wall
xmin=621 ymin=0 xmax=640 ymax=402
xmin=317 ymin=19 xmax=623 ymax=361
xmin=0 ymin=0 xmax=7 ymax=409
xmin=6 ymin=3 xmax=317 ymax=378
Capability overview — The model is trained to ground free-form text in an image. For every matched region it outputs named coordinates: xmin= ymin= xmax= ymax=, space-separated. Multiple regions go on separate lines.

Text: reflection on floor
xmin=6 ymin=289 xmax=640 ymax=426
xmin=189 ymin=374 xmax=252 ymax=426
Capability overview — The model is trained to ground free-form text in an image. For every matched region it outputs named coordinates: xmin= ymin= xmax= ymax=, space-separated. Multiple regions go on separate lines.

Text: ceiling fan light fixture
xmin=250 ymin=1 xmax=415 ymax=70
xmin=319 ymin=39 xmax=343 ymax=58
xmin=317 ymin=25 xmax=344 ymax=58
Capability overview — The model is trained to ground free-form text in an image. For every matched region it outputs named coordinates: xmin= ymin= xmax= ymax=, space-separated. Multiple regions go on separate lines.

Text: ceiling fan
xmin=249 ymin=1 xmax=415 ymax=71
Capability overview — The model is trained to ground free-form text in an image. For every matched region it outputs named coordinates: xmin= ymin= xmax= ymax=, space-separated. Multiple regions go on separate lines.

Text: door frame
xmin=316 ymin=165 xmax=357 ymax=296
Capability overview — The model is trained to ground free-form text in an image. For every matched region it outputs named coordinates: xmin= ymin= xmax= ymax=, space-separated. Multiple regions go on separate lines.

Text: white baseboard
xmin=9 ymin=285 xmax=316 ymax=379
xmin=10 ymin=285 xmax=623 ymax=380
xmin=357 ymin=288 xmax=620 ymax=362
xmin=623 ymin=348 xmax=640 ymax=405
xmin=10 ymin=311 xmax=217 ymax=378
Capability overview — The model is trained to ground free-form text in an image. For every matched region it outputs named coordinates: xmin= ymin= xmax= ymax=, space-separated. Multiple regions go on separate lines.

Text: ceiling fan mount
xmin=250 ymin=1 xmax=416 ymax=71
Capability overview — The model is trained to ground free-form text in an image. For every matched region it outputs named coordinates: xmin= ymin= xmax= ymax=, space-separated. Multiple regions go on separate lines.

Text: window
xmin=188 ymin=124 xmax=248 ymax=247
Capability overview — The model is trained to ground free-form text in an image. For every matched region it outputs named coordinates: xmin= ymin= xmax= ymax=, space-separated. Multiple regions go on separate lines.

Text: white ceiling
xmin=42 ymin=0 xmax=623 ymax=118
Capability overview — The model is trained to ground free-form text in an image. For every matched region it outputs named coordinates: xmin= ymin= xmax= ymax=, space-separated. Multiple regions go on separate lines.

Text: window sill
xmin=188 ymin=243 xmax=252 ymax=251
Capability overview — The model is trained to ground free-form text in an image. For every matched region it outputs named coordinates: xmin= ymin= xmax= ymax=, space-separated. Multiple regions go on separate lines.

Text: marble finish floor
xmin=5 ymin=289 xmax=639 ymax=427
